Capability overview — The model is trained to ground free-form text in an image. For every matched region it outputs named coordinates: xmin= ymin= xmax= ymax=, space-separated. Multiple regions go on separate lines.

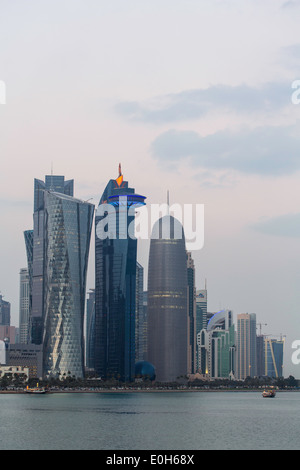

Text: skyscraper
xmin=264 ymin=337 xmax=285 ymax=378
xmin=24 ymin=175 xmax=93 ymax=378
xmin=0 ymin=295 xmax=10 ymax=326
xmin=147 ymin=215 xmax=188 ymax=383
xmin=19 ymin=268 xmax=30 ymax=344
xmin=187 ymin=252 xmax=196 ymax=374
xmin=85 ymin=289 xmax=96 ymax=370
xmin=24 ymin=230 xmax=33 ymax=338
xmin=135 ymin=262 xmax=147 ymax=363
xmin=42 ymin=190 xmax=94 ymax=378
xmin=29 ymin=175 xmax=74 ymax=345
xmin=256 ymin=334 xmax=265 ymax=377
xmin=94 ymin=166 xmax=146 ymax=381
xmin=196 ymin=289 xmax=207 ymax=371
xmin=197 ymin=309 xmax=235 ymax=379
xmin=236 ymin=313 xmax=257 ymax=380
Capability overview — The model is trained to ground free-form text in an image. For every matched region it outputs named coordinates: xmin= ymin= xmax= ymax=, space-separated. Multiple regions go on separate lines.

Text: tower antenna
xmin=167 ymin=190 xmax=170 ymax=215
xmin=50 ymin=162 xmax=54 ymax=191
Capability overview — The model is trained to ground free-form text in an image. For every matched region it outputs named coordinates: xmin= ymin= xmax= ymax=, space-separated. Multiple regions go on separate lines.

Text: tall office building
xmin=256 ymin=335 xmax=265 ymax=377
xmin=0 ymin=295 xmax=10 ymax=326
xmin=19 ymin=268 xmax=30 ymax=344
xmin=196 ymin=289 xmax=207 ymax=371
xmin=236 ymin=313 xmax=257 ymax=380
xmin=147 ymin=215 xmax=188 ymax=383
xmin=197 ymin=309 xmax=235 ymax=379
xmin=24 ymin=175 xmax=93 ymax=378
xmin=28 ymin=175 xmax=74 ymax=345
xmin=264 ymin=337 xmax=285 ymax=378
xmin=187 ymin=252 xmax=196 ymax=374
xmin=94 ymin=166 xmax=146 ymax=381
xmin=86 ymin=289 xmax=96 ymax=370
xmin=24 ymin=230 xmax=33 ymax=338
xmin=142 ymin=291 xmax=148 ymax=360
xmin=135 ymin=262 xmax=147 ymax=363
xmin=42 ymin=190 xmax=94 ymax=378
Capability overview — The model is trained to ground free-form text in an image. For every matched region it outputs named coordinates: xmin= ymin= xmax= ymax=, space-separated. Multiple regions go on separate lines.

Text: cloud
xmin=151 ymin=126 xmax=300 ymax=176
xmin=252 ymin=212 xmax=300 ymax=237
xmin=115 ymin=83 xmax=292 ymax=124
xmin=282 ymin=0 xmax=300 ymax=8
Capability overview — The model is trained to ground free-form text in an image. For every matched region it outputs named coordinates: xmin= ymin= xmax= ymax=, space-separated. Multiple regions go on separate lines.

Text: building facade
xmin=94 ymin=167 xmax=146 ymax=381
xmin=147 ymin=215 xmax=188 ymax=383
xmin=197 ymin=309 xmax=235 ymax=379
xmin=135 ymin=262 xmax=147 ymax=363
xmin=196 ymin=289 xmax=207 ymax=371
xmin=29 ymin=175 xmax=74 ymax=345
xmin=85 ymin=289 xmax=96 ymax=370
xmin=42 ymin=191 xmax=94 ymax=378
xmin=19 ymin=268 xmax=30 ymax=344
xmin=24 ymin=230 xmax=33 ymax=341
xmin=264 ymin=337 xmax=285 ymax=378
xmin=0 ymin=295 xmax=10 ymax=326
xmin=236 ymin=313 xmax=257 ymax=380
xmin=187 ymin=252 xmax=196 ymax=374
xmin=7 ymin=343 xmax=43 ymax=379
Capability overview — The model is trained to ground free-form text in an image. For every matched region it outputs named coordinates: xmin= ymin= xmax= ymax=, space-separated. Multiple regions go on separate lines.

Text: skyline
xmin=1 ymin=0 xmax=300 ymax=377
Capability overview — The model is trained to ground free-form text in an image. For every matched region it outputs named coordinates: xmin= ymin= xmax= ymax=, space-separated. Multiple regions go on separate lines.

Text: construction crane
xmin=257 ymin=323 xmax=267 ymax=336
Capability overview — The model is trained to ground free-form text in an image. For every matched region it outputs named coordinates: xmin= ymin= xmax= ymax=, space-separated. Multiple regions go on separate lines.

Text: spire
xmin=116 ymin=163 xmax=123 ymax=187
xmin=167 ymin=190 xmax=170 ymax=215
xmin=50 ymin=162 xmax=54 ymax=191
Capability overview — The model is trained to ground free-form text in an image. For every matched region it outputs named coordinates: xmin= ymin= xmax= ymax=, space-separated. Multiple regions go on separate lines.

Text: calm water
xmin=0 ymin=391 xmax=299 ymax=450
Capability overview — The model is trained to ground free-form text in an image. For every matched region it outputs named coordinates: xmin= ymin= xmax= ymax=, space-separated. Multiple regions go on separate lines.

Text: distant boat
xmin=25 ymin=384 xmax=47 ymax=394
xmin=262 ymin=389 xmax=276 ymax=398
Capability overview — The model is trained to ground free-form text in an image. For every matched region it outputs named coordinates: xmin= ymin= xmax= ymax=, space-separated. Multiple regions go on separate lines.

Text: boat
xmin=25 ymin=383 xmax=47 ymax=394
xmin=262 ymin=389 xmax=276 ymax=398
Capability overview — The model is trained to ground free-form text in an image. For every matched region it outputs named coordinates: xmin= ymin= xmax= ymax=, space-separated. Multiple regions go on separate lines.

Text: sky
xmin=1 ymin=0 xmax=300 ymax=376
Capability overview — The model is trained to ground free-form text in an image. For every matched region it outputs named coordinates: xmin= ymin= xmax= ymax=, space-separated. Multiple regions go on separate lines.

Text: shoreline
xmin=0 ymin=388 xmax=298 ymax=394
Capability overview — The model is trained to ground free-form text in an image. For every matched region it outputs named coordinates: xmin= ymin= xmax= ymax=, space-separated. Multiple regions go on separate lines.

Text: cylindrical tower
xmin=147 ymin=215 xmax=188 ymax=383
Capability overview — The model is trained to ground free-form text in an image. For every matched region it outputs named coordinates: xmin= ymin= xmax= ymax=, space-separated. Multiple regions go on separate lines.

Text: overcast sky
xmin=1 ymin=0 xmax=300 ymax=376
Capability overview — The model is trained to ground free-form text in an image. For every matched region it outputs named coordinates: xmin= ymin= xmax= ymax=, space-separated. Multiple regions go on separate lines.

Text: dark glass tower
xmin=187 ymin=252 xmax=196 ymax=374
xmin=147 ymin=215 xmax=188 ymax=383
xmin=94 ymin=166 xmax=146 ymax=381
xmin=86 ymin=289 xmax=96 ymax=370
xmin=24 ymin=230 xmax=33 ymax=343
xmin=0 ymin=294 xmax=10 ymax=326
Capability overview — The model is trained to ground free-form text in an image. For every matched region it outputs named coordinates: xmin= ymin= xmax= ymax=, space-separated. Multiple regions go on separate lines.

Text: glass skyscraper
xmin=135 ymin=262 xmax=147 ymax=363
xmin=147 ymin=215 xmax=188 ymax=383
xmin=237 ymin=313 xmax=257 ymax=379
xmin=187 ymin=252 xmax=196 ymax=374
xmin=86 ymin=289 xmax=96 ymax=370
xmin=264 ymin=337 xmax=284 ymax=378
xmin=94 ymin=167 xmax=146 ymax=381
xmin=0 ymin=295 xmax=10 ymax=326
xmin=30 ymin=175 xmax=74 ymax=345
xmin=196 ymin=289 xmax=207 ymax=371
xmin=24 ymin=229 xmax=33 ymax=339
xmin=42 ymin=191 xmax=94 ymax=378
xmin=197 ymin=309 xmax=235 ymax=379
xmin=24 ymin=175 xmax=94 ymax=378
xmin=19 ymin=268 xmax=30 ymax=344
